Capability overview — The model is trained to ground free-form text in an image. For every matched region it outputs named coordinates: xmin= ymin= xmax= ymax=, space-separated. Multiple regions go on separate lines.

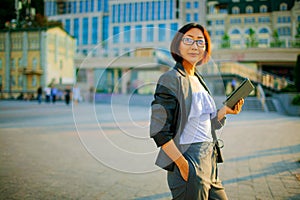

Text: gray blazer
xmin=150 ymin=62 xmax=225 ymax=171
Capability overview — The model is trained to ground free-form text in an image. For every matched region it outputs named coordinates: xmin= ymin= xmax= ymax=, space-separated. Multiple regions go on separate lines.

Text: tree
xmin=246 ymin=28 xmax=259 ymax=48
xmin=0 ymin=0 xmax=44 ymax=29
xmin=221 ymin=33 xmax=230 ymax=48
xmin=270 ymin=30 xmax=284 ymax=47
xmin=0 ymin=0 xmax=16 ymax=29
xmin=293 ymin=23 xmax=300 ymax=48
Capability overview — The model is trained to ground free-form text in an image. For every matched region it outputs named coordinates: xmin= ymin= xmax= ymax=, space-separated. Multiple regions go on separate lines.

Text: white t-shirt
xmin=180 ymin=75 xmax=217 ymax=145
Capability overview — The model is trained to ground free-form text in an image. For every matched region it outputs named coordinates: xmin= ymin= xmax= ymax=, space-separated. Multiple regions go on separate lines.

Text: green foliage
xmin=292 ymin=94 xmax=300 ymax=105
xmin=270 ymin=30 xmax=284 ymax=47
xmin=281 ymin=84 xmax=297 ymax=93
xmin=293 ymin=23 xmax=300 ymax=48
xmin=221 ymin=33 xmax=230 ymax=48
xmin=246 ymin=28 xmax=259 ymax=48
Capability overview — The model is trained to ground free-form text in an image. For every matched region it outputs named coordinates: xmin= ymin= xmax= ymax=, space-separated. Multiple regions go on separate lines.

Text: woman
xmin=150 ymin=23 xmax=244 ymax=199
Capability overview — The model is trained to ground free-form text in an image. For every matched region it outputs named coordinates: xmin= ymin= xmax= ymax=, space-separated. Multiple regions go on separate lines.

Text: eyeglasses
xmin=182 ymin=38 xmax=206 ymax=47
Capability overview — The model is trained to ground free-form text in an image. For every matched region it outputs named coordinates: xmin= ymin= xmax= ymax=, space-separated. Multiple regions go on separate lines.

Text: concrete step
xmin=243 ymin=97 xmax=264 ymax=112
xmin=265 ymin=98 xmax=277 ymax=112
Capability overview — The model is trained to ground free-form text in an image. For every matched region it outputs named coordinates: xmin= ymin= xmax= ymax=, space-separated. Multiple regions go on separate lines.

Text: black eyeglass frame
xmin=181 ymin=37 xmax=207 ymax=47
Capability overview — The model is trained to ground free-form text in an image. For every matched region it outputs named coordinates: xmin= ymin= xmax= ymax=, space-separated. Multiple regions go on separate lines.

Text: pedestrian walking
xmin=150 ymin=23 xmax=244 ymax=200
xmin=64 ymin=86 xmax=71 ymax=105
xmin=37 ymin=86 xmax=43 ymax=104
xmin=51 ymin=85 xmax=58 ymax=104
xmin=72 ymin=85 xmax=81 ymax=105
xmin=44 ymin=86 xmax=51 ymax=103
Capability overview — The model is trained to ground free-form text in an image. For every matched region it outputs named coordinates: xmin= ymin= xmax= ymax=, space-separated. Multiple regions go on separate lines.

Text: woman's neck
xmin=182 ymin=60 xmax=195 ymax=76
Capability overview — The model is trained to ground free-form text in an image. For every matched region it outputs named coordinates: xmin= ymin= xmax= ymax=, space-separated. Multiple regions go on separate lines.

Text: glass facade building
xmin=44 ymin=0 xmax=206 ymax=57
xmin=43 ymin=0 xmax=206 ymax=96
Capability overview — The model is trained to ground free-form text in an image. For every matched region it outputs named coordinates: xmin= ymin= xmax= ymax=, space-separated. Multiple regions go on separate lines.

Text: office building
xmin=44 ymin=0 xmax=300 ymax=98
xmin=207 ymin=0 xmax=300 ymax=49
xmin=44 ymin=0 xmax=207 ymax=97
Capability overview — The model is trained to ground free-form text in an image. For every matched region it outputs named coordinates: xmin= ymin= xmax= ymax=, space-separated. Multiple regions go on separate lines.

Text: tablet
xmin=223 ymin=78 xmax=255 ymax=109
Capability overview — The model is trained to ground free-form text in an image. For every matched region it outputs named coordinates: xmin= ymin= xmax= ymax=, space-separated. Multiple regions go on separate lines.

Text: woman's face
xmin=179 ymin=28 xmax=206 ymax=66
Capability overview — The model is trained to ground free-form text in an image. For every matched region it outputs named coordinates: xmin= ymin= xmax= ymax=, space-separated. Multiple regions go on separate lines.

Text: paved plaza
xmin=0 ymin=99 xmax=300 ymax=200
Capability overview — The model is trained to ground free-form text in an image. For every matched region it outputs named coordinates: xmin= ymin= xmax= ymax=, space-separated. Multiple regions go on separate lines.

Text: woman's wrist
xmin=217 ymin=106 xmax=227 ymax=121
xmin=175 ymin=155 xmax=188 ymax=168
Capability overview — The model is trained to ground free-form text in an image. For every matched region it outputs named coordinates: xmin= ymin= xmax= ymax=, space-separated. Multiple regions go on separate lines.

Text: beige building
xmin=207 ymin=0 xmax=300 ymax=49
xmin=0 ymin=26 xmax=76 ymax=99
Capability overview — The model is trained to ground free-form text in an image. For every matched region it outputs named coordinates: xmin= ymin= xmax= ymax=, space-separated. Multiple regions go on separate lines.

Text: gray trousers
xmin=167 ymin=142 xmax=228 ymax=200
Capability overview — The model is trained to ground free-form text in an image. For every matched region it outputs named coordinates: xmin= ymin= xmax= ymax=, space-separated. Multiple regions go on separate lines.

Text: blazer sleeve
xmin=211 ymin=114 xmax=226 ymax=130
xmin=150 ymin=73 xmax=179 ymax=147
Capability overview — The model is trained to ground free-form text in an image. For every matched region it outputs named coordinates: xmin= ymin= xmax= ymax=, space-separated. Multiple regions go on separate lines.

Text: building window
xmin=74 ymin=18 xmax=79 ymax=45
xmin=79 ymin=0 xmax=84 ymax=13
xmin=140 ymin=2 xmax=144 ymax=21
xmin=194 ymin=1 xmax=199 ymax=9
xmin=244 ymin=17 xmax=255 ymax=24
xmin=123 ymin=4 xmax=127 ymax=22
xmin=246 ymin=6 xmax=253 ymax=14
xmin=18 ymin=58 xmax=22 ymax=68
xmin=186 ymin=2 xmax=191 ymax=9
xmin=280 ymin=3 xmax=287 ymax=11
xmin=278 ymin=27 xmax=291 ymax=36
xmin=124 ymin=26 xmax=131 ymax=43
xmin=158 ymin=24 xmax=166 ymax=42
xmin=112 ymin=5 xmax=116 ymax=23
xmin=258 ymin=16 xmax=270 ymax=23
xmin=153 ymin=1 xmax=157 ymax=21
xmin=85 ymin=0 xmax=89 ymax=12
xmin=135 ymin=25 xmax=142 ymax=43
xmin=134 ymin=3 xmax=138 ymax=21
xmin=163 ymin=0 xmax=167 ymax=20
xmin=146 ymin=24 xmax=154 ymax=42
xmin=82 ymin=18 xmax=89 ymax=45
xmin=92 ymin=17 xmax=98 ymax=44
xmin=186 ymin=13 xmax=191 ymax=21
xmin=216 ymin=20 xmax=224 ymax=25
xmin=194 ymin=13 xmax=198 ymax=21
xmin=232 ymin=6 xmax=240 ymax=14
xmin=230 ymin=18 xmax=241 ymax=24
xmin=117 ymin=4 xmax=121 ymax=23
xmin=32 ymin=58 xmax=37 ymax=70
xmin=65 ymin=19 xmax=71 ymax=34
xmin=216 ymin=30 xmax=224 ymax=36
xmin=157 ymin=1 xmax=161 ymax=20
xmin=11 ymin=58 xmax=16 ymax=70
xmin=245 ymin=28 xmax=250 ymax=34
xmin=97 ymin=0 xmax=102 ymax=11
xmin=91 ymin=0 xmax=94 ymax=12
xmin=72 ymin=1 xmax=77 ymax=13
xmin=32 ymin=76 xmax=37 ymax=87
xmin=231 ymin=40 xmax=241 ymax=45
xmin=231 ymin=29 xmax=240 ymax=34
xmin=277 ymin=16 xmax=291 ymax=23
xmin=170 ymin=23 xmax=178 ymax=39
xmin=259 ymin=28 xmax=269 ymax=34
xmin=102 ymin=16 xmax=109 ymax=48
xmin=260 ymin=5 xmax=267 ymax=13
xmin=18 ymin=75 xmax=22 ymax=87
xmin=113 ymin=27 xmax=120 ymax=43
xmin=259 ymin=38 xmax=268 ymax=45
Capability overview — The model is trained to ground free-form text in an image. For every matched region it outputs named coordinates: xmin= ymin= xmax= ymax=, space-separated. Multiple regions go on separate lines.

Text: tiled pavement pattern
xmin=0 ymin=100 xmax=299 ymax=200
